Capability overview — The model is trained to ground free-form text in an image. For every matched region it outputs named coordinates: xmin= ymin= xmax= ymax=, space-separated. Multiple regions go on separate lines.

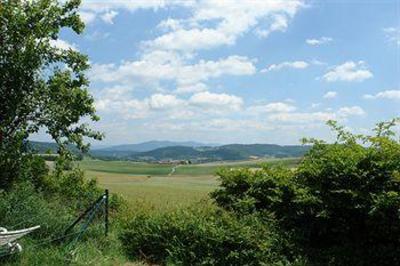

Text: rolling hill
xmin=29 ymin=140 xmax=310 ymax=162
xmin=93 ymin=140 xmax=215 ymax=152
xmin=28 ymin=141 xmax=80 ymax=154
xmin=91 ymin=144 xmax=310 ymax=162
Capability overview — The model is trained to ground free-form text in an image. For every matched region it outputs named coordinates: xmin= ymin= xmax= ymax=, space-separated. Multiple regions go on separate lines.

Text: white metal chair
xmin=0 ymin=226 xmax=40 ymax=255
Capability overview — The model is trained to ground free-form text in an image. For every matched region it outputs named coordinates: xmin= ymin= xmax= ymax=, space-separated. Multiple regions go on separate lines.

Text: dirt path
xmin=169 ymin=165 xmax=179 ymax=176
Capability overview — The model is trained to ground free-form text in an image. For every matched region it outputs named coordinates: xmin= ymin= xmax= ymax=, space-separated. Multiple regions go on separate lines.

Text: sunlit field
xmin=78 ymin=158 xmax=300 ymax=208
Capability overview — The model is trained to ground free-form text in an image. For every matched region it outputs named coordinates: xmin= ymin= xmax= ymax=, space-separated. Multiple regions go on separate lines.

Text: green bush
xmin=211 ymin=166 xmax=298 ymax=217
xmin=0 ymin=161 xmax=123 ymax=265
xmin=0 ymin=154 xmax=107 ymax=238
xmin=0 ymin=166 xmax=105 ymax=240
xmin=0 ymin=182 xmax=73 ymax=239
xmin=212 ymin=119 xmax=400 ymax=265
xmin=19 ymin=155 xmax=50 ymax=191
xmin=119 ymin=204 xmax=299 ymax=266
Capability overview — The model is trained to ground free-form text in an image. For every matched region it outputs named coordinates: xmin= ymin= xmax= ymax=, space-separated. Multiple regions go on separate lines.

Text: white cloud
xmin=101 ymin=10 xmax=118 ymax=24
xmin=94 ymin=85 xmax=135 ymax=112
xmin=175 ymin=83 xmax=208 ymax=94
xmin=79 ymin=0 xmax=192 ymax=24
xmin=85 ymin=31 xmax=111 ymax=41
xmin=79 ymin=0 xmax=303 ymax=47
xmin=79 ymin=11 xmax=96 ymax=24
xmin=90 ymin=53 xmax=256 ymax=88
xmin=95 ymin=97 xmax=149 ymax=119
xmin=157 ymin=18 xmax=183 ymax=31
xmin=322 ymin=61 xmax=373 ymax=82
xmin=204 ymin=118 xmax=272 ymax=131
xmin=266 ymin=106 xmax=365 ymax=123
xmin=254 ymin=14 xmax=289 ymax=38
xmin=323 ymin=91 xmax=337 ymax=99
xmin=261 ymin=61 xmax=309 ymax=72
xmin=363 ymin=90 xmax=400 ymax=100
xmin=284 ymin=98 xmax=296 ymax=103
xmin=146 ymin=0 xmax=304 ymax=52
xmin=190 ymin=91 xmax=243 ymax=111
xmin=147 ymin=28 xmax=235 ymax=52
xmin=337 ymin=106 xmax=366 ymax=116
xmin=267 ymin=112 xmax=336 ymax=123
xmin=49 ymin=39 xmax=78 ymax=51
xmin=383 ymin=27 xmax=400 ymax=46
xmin=306 ymin=36 xmax=333 ymax=46
xmin=249 ymin=102 xmax=296 ymax=113
xmin=95 ymin=89 xmax=243 ymax=120
xmin=148 ymin=94 xmax=184 ymax=109
xmin=93 ymin=85 xmax=370 ymax=144
xmin=81 ymin=0 xmax=192 ymax=13
xmin=310 ymin=59 xmax=326 ymax=66
xmin=95 ymin=91 xmax=185 ymax=120
xmin=253 ymin=28 xmax=270 ymax=38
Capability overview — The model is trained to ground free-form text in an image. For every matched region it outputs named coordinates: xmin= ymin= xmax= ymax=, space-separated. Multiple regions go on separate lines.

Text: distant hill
xmin=92 ymin=144 xmax=311 ymax=162
xmin=27 ymin=141 xmax=80 ymax=154
xmin=90 ymin=140 xmax=218 ymax=159
xmin=93 ymin=140 xmax=217 ymax=152
xmin=134 ymin=146 xmax=202 ymax=161
xmin=28 ymin=140 xmax=209 ymax=154
xmin=205 ymin=144 xmax=310 ymax=160
xmin=29 ymin=140 xmax=310 ymax=162
xmin=28 ymin=141 xmax=60 ymax=153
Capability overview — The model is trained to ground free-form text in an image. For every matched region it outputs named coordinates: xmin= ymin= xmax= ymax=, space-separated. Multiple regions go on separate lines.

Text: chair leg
xmin=7 ymin=242 xmax=22 ymax=254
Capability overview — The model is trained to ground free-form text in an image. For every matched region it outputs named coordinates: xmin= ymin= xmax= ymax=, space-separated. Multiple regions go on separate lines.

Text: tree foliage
xmin=212 ymin=119 xmax=400 ymax=265
xmin=0 ymin=0 xmax=102 ymax=188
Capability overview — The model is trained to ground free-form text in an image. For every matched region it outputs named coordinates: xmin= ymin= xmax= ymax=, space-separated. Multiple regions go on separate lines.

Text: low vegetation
xmin=120 ymin=119 xmax=400 ymax=265
xmin=120 ymin=205 xmax=290 ymax=266
xmin=0 ymin=156 xmax=124 ymax=265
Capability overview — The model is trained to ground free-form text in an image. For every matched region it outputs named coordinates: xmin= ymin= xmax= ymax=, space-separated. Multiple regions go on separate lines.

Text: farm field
xmin=78 ymin=157 xmax=300 ymax=208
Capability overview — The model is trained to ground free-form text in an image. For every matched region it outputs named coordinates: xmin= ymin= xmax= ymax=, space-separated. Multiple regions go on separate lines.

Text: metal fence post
xmin=105 ymin=189 xmax=109 ymax=236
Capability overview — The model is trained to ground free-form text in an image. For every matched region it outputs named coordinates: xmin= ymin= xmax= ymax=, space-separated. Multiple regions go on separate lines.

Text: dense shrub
xmin=212 ymin=119 xmax=400 ymax=265
xmin=0 ymin=157 xmax=105 ymax=238
xmin=0 ymin=182 xmax=73 ymax=239
xmin=18 ymin=155 xmax=50 ymax=191
xmin=0 ymin=158 xmax=124 ymax=265
xmin=120 ymin=204 xmax=301 ymax=266
xmin=211 ymin=166 xmax=299 ymax=218
xmin=47 ymin=165 xmax=102 ymax=209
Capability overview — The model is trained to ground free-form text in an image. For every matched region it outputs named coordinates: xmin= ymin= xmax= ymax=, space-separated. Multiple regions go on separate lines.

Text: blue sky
xmin=40 ymin=0 xmax=400 ymax=145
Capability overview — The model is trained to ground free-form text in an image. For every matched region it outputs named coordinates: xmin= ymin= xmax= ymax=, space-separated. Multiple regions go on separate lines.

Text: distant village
xmin=156 ymin=160 xmax=192 ymax=165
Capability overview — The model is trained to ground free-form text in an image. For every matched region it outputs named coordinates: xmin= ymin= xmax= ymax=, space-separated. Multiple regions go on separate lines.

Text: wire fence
xmin=0 ymin=189 xmax=109 ymax=259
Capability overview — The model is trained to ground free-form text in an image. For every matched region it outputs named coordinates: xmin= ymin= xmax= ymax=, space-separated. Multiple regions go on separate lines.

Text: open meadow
xmin=78 ymin=158 xmax=300 ymax=209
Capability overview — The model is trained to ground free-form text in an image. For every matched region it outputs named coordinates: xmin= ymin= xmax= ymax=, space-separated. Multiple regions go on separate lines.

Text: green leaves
xmin=0 ymin=0 xmax=102 ymax=188
xmin=213 ymin=119 xmax=400 ymax=265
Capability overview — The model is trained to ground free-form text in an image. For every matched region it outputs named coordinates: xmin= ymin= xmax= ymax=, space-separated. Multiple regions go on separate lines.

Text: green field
xmin=78 ymin=158 xmax=300 ymax=208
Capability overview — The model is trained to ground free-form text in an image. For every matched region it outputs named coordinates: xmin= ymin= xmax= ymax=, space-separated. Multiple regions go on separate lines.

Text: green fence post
xmin=105 ymin=189 xmax=109 ymax=236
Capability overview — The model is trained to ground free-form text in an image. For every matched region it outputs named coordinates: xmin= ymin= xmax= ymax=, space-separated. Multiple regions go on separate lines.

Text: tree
xmin=0 ymin=0 xmax=102 ymax=189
